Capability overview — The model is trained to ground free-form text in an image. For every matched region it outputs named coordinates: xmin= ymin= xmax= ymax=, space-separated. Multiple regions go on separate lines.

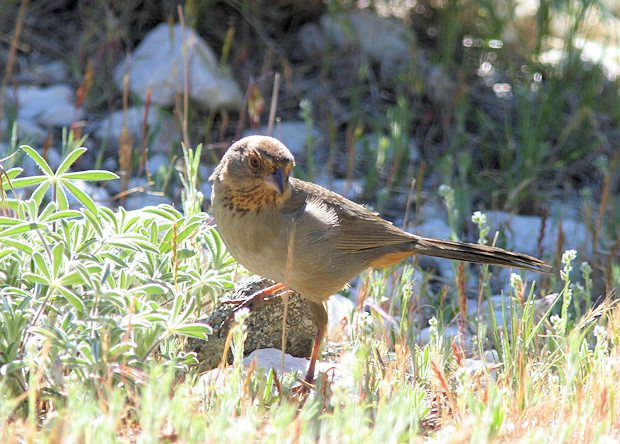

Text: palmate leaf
xmin=62 ymin=179 xmax=97 ymax=214
xmin=0 ymin=217 xmax=21 ymax=226
xmin=22 ymin=272 xmax=49 ymax=285
xmin=58 ymin=286 xmax=85 ymax=313
xmin=55 ymin=147 xmax=87 ymax=174
xmin=0 ymin=238 xmax=33 ymax=255
xmin=0 ymin=167 xmax=23 ymax=184
xmin=0 ymin=222 xmax=46 ymax=237
xmin=9 ymin=176 xmax=48 ymax=188
xmin=172 ymin=323 xmax=212 ymax=340
xmin=62 ymin=170 xmax=119 ymax=181
xmin=20 ymin=145 xmax=53 ymax=176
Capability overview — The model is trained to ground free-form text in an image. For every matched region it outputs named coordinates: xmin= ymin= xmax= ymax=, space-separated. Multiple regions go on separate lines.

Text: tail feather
xmin=413 ymin=236 xmax=553 ymax=274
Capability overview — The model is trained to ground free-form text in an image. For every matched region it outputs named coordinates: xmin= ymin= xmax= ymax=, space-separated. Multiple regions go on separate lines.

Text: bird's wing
xmin=286 ymin=178 xmax=415 ymax=253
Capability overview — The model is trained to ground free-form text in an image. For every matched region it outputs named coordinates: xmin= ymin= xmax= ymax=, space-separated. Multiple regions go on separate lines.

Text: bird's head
xmin=210 ymin=136 xmax=296 ymax=208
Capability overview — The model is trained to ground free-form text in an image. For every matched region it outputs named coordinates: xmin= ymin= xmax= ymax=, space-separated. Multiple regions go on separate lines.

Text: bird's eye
xmin=248 ymin=156 xmax=260 ymax=169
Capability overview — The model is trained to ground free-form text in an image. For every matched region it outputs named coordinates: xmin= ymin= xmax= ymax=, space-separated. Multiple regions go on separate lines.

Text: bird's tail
xmin=413 ymin=236 xmax=553 ymax=273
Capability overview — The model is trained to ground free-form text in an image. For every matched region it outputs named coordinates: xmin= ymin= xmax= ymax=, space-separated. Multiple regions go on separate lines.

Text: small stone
xmin=124 ymin=193 xmax=172 ymax=211
xmin=297 ymin=22 xmax=325 ymax=59
xmin=147 ymin=154 xmax=169 ymax=175
xmin=114 ymin=23 xmax=243 ymax=111
xmin=38 ymin=102 xmax=85 ymax=127
xmin=485 ymin=210 xmax=591 ymax=257
xmin=320 ymin=11 xmax=414 ymax=63
xmin=241 ymin=121 xmax=321 ymax=157
xmin=314 ymin=176 xmax=364 ymax=201
xmin=95 ymin=106 xmax=179 ymax=155
xmin=102 ymin=157 xmax=118 ymax=172
xmin=17 ymin=61 xmax=68 ymax=85
xmin=188 ymin=276 xmax=316 ymax=372
xmin=10 ymin=84 xmax=82 ymax=127
xmin=327 ymin=294 xmax=355 ymax=341
xmin=417 ymin=324 xmax=473 ymax=351
xmin=3 ymin=118 xmax=48 ymax=144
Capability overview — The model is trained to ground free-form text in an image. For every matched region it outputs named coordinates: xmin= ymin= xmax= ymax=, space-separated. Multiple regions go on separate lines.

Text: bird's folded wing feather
xmin=287 ymin=178 xmax=415 ymax=252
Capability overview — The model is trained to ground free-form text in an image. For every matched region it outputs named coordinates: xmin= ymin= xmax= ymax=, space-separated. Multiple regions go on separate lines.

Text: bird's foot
xmin=291 ymin=377 xmax=315 ymax=399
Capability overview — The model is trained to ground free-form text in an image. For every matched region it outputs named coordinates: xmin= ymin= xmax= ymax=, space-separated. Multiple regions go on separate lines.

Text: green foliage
xmin=0 ymin=146 xmax=234 ymax=408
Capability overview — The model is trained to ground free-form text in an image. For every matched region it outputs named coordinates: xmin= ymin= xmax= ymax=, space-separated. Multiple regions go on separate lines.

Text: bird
xmin=209 ymin=135 xmax=552 ymax=385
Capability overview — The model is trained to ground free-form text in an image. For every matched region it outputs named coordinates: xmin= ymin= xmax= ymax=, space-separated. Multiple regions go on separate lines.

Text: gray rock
xmin=95 ymin=106 xmax=179 ymax=155
xmin=485 ymin=210 xmax=590 ymax=256
xmin=417 ymin=323 xmax=473 ymax=351
xmin=126 ymin=177 xmax=150 ymax=191
xmin=314 ymin=176 xmax=364 ymax=201
xmin=38 ymin=102 xmax=85 ymax=127
xmin=188 ymin=276 xmax=316 ymax=372
xmin=20 ymin=147 xmax=60 ymax=177
xmin=147 ymin=154 xmax=169 ymax=175
xmin=201 ymin=181 xmax=213 ymax=203
xmin=115 ymin=23 xmax=242 ymax=111
xmin=102 ymin=157 xmax=118 ymax=172
xmin=124 ymin=192 xmax=171 ymax=211
xmin=2 ymin=118 xmax=48 ymax=144
xmin=9 ymin=84 xmax=84 ymax=127
xmin=44 ymin=148 xmax=62 ymax=171
xmin=326 ymin=294 xmax=354 ymax=341
xmin=16 ymin=61 xmax=69 ymax=85
xmin=297 ymin=22 xmax=325 ymax=59
xmin=198 ymin=348 xmax=343 ymax=389
xmin=320 ymin=11 xmax=414 ymax=63
xmin=241 ymin=121 xmax=320 ymax=157
xmin=410 ymin=217 xmax=455 ymax=278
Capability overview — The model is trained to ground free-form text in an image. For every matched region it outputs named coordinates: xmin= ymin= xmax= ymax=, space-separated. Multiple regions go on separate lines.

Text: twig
xmin=267 ymin=72 xmax=280 ymax=137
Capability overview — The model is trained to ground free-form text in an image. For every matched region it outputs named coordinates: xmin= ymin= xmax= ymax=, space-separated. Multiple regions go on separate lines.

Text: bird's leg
xmin=303 ymin=301 xmax=328 ymax=384
xmin=218 ymin=282 xmax=287 ymax=331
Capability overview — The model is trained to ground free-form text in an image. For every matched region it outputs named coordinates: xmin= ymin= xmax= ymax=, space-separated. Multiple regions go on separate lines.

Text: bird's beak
xmin=264 ymin=168 xmax=286 ymax=195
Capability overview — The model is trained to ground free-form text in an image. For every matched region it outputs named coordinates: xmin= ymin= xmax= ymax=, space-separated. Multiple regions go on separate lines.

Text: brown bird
xmin=210 ymin=135 xmax=551 ymax=384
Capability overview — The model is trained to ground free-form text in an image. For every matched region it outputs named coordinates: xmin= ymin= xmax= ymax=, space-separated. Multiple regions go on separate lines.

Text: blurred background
xmin=0 ymin=0 xmax=618 ymax=280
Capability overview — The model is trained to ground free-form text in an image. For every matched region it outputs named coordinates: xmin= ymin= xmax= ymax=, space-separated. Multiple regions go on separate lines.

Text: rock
xmin=320 ymin=11 xmax=414 ymax=63
xmin=417 ymin=324 xmax=473 ymax=351
xmin=124 ymin=192 xmax=172 ymax=211
xmin=102 ymin=157 xmax=118 ymax=172
xmin=38 ymin=102 xmax=84 ymax=127
xmin=296 ymin=22 xmax=325 ymax=59
xmin=9 ymin=84 xmax=84 ymax=127
xmin=462 ymin=355 xmax=500 ymax=380
xmin=410 ymin=217 xmax=455 ymax=278
xmin=241 ymin=121 xmax=320 ymax=157
xmin=188 ymin=277 xmax=316 ymax=372
xmin=198 ymin=347 xmax=345 ymax=389
xmin=16 ymin=60 xmax=69 ymax=85
xmin=326 ymin=294 xmax=355 ymax=341
xmin=147 ymin=154 xmax=169 ymax=175
xmin=95 ymin=106 xmax=179 ymax=155
xmin=44 ymin=147 xmax=62 ymax=171
xmin=314 ymin=176 xmax=364 ymax=201
xmin=201 ymin=181 xmax=213 ymax=203
xmin=243 ymin=348 xmax=318 ymax=375
xmin=4 ymin=118 xmax=48 ymax=144
xmin=485 ymin=210 xmax=591 ymax=257
xmin=21 ymin=147 xmax=61 ymax=177
xmin=114 ymin=23 xmax=242 ymax=111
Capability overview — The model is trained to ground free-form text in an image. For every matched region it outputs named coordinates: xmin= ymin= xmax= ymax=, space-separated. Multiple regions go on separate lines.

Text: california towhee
xmin=210 ymin=135 xmax=551 ymax=383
